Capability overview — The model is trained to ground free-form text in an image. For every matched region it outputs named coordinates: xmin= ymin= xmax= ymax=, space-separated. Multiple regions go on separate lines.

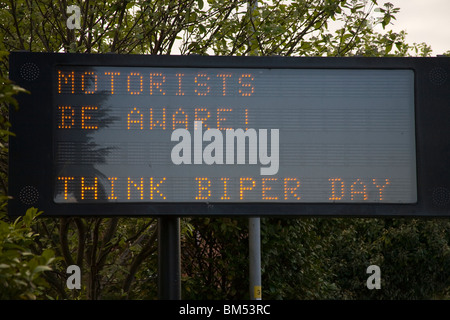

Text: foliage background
xmin=0 ymin=0 xmax=449 ymax=299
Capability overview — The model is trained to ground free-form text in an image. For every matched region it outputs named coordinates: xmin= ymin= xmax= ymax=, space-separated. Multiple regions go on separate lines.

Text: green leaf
xmin=385 ymin=42 xmax=393 ymax=54
xmin=33 ymin=265 xmax=52 ymax=274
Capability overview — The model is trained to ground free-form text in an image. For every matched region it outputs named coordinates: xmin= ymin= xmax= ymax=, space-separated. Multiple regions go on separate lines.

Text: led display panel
xmin=53 ymin=67 xmax=416 ymax=204
xmin=8 ymin=53 xmax=450 ymax=216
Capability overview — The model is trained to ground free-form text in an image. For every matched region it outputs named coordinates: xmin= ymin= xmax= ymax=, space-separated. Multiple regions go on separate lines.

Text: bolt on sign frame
xmin=8 ymin=52 xmax=450 ymax=217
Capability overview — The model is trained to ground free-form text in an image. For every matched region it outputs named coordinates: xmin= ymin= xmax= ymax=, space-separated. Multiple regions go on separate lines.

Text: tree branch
xmin=122 ymin=225 xmax=158 ymax=295
xmin=59 ymin=218 xmax=75 ymax=267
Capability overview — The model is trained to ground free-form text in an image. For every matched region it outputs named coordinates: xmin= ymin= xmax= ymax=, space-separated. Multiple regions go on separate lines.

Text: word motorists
xmin=57 ymin=69 xmax=255 ymax=96
xmin=171 ymin=121 xmax=279 ymax=175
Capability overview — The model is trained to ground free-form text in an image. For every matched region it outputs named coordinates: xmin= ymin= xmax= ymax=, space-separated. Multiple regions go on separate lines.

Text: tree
xmin=324 ymin=218 xmax=450 ymax=299
xmin=1 ymin=0 xmax=449 ymax=300
xmin=0 ymin=202 xmax=57 ymax=300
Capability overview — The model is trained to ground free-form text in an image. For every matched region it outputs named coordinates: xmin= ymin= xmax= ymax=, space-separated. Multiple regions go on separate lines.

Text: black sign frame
xmin=8 ymin=51 xmax=450 ymax=217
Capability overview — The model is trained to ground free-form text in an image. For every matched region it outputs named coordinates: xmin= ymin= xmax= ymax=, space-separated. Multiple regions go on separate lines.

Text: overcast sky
xmin=384 ymin=0 xmax=450 ymax=55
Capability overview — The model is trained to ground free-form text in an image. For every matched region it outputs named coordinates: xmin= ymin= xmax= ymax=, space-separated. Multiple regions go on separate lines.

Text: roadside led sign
xmin=8 ymin=52 xmax=450 ymax=216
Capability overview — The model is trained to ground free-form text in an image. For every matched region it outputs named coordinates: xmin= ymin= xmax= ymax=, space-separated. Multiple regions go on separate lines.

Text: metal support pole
xmin=249 ymin=217 xmax=262 ymax=300
xmin=158 ymin=217 xmax=181 ymax=300
xmin=248 ymin=0 xmax=261 ymax=301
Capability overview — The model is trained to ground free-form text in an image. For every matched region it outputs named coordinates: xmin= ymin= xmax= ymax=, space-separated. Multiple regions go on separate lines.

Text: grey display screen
xmin=53 ymin=66 xmax=416 ymax=203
